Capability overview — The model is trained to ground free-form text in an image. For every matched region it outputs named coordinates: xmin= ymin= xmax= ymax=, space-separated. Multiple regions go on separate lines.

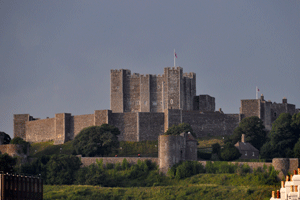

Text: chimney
xmin=241 ymin=134 xmax=245 ymax=143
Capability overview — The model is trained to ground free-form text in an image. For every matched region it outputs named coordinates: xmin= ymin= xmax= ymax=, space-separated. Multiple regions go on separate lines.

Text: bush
xmin=164 ymin=123 xmax=196 ymax=138
xmin=10 ymin=137 xmax=30 ymax=154
xmin=168 ymin=161 xmax=205 ymax=179
xmin=220 ymin=143 xmax=241 ymax=161
xmin=197 ymin=150 xmax=212 ymax=160
xmin=73 ymin=124 xmax=120 ymax=157
xmin=121 ymin=158 xmax=130 ymax=170
xmin=0 ymin=153 xmax=16 ymax=173
xmin=106 ymin=163 xmax=114 ymax=169
xmin=46 ymin=155 xmax=81 ymax=185
xmin=205 ymin=161 xmax=238 ymax=174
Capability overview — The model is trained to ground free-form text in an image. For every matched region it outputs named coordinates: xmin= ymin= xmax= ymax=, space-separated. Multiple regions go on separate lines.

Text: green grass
xmin=30 ymin=140 xmax=74 ymax=157
xmin=197 ymin=136 xmax=225 ymax=148
xmin=115 ymin=141 xmax=158 ymax=157
xmin=43 ymin=174 xmax=278 ymax=200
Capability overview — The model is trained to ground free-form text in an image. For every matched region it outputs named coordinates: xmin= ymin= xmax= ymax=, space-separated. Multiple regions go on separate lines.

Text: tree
xmin=0 ymin=153 xmax=16 ymax=173
xmin=220 ymin=143 xmax=241 ymax=161
xmin=292 ymin=113 xmax=300 ymax=136
xmin=260 ymin=113 xmax=298 ymax=159
xmin=46 ymin=154 xmax=81 ymax=185
xmin=0 ymin=131 xmax=11 ymax=144
xmin=229 ymin=116 xmax=266 ymax=150
xmin=294 ymin=138 xmax=300 ymax=158
xmin=10 ymin=137 xmax=30 ymax=154
xmin=73 ymin=124 xmax=120 ymax=157
xmin=164 ymin=123 xmax=196 ymax=138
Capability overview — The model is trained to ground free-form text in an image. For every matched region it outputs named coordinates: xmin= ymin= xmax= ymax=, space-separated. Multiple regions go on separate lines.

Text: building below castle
xmin=270 ymin=168 xmax=300 ymax=200
xmin=13 ymin=67 xmax=299 ymax=144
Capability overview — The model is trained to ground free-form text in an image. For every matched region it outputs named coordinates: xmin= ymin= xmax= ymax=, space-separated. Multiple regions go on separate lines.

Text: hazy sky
xmin=1 ymin=1 xmax=300 ymax=138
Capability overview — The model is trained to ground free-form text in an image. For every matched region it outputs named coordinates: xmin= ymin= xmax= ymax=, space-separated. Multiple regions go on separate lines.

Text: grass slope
xmin=44 ymin=183 xmax=276 ymax=200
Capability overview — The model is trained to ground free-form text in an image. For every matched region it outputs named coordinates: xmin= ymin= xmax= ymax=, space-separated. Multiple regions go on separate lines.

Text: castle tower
xmin=110 ymin=67 xmax=195 ymax=113
xmin=158 ymin=135 xmax=182 ymax=174
xmin=110 ymin=69 xmax=131 ymax=113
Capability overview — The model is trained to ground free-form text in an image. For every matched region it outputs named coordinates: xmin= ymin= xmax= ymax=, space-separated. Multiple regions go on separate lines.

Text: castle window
xmin=274 ymin=112 xmax=277 ymax=117
xmin=170 ymin=99 xmax=174 ymax=104
xmin=245 ymin=151 xmax=247 ymax=156
xmin=157 ymin=85 xmax=160 ymax=89
xmin=116 ymin=86 xmax=119 ymax=89
xmin=144 ymin=101 xmax=147 ymax=105
xmin=153 ymin=101 xmax=157 ymax=106
xmin=160 ymin=102 xmax=162 ymax=105
xmin=252 ymin=152 xmax=255 ymax=156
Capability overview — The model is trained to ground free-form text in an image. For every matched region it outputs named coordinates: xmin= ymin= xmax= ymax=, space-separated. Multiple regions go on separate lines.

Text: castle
xmin=14 ymin=67 xmax=299 ymax=144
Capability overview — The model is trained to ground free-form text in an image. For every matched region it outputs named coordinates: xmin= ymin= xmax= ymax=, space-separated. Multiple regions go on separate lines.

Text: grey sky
xmin=1 ymin=1 xmax=299 ymax=138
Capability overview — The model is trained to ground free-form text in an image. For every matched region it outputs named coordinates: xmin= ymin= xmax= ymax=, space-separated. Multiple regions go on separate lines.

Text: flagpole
xmin=256 ymin=86 xmax=258 ymax=99
xmin=174 ymin=49 xmax=176 ymax=67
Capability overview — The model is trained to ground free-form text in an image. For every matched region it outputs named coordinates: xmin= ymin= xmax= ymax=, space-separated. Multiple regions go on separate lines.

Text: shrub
xmin=10 ymin=137 xmax=30 ymax=154
xmin=121 ymin=158 xmax=130 ymax=170
xmin=168 ymin=161 xmax=205 ymax=179
xmin=115 ymin=162 xmax=121 ymax=170
xmin=106 ymin=163 xmax=114 ymax=169
xmin=220 ymin=143 xmax=241 ymax=161
xmin=205 ymin=161 xmax=238 ymax=174
xmin=197 ymin=150 xmax=211 ymax=160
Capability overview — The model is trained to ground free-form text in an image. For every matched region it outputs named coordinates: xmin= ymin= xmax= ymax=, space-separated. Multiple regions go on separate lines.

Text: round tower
xmin=272 ymin=158 xmax=290 ymax=178
xmin=158 ymin=135 xmax=181 ymax=174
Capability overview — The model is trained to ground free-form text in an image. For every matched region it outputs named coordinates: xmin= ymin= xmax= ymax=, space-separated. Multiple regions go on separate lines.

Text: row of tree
xmin=227 ymin=112 xmax=300 ymax=159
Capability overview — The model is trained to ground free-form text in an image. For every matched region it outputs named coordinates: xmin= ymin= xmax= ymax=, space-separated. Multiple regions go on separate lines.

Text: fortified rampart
xmin=240 ymin=95 xmax=299 ymax=130
xmin=77 ymin=155 xmax=297 ymax=178
xmin=13 ymin=67 xmax=299 ymax=144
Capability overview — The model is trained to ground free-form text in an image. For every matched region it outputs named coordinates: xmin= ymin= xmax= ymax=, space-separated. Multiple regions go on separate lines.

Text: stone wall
xmin=165 ymin=109 xmax=239 ymax=137
xmin=198 ymin=161 xmax=272 ymax=171
xmin=71 ymin=114 xmax=94 ymax=139
xmin=272 ymin=158 xmax=299 ymax=178
xmin=78 ymin=156 xmax=158 ymax=167
xmin=94 ymin=110 xmax=112 ymax=126
xmin=0 ymin=144 xmax=28 ymax=157
xmin=26 ymin=118 xmax=55 ymax=142
xmin=140 ymin=74 xmax=150 ymax=112
xmin=150 ymin=75 xmax=164 ymax=112
xmin=111 ymin=113 xmax=138 ymax=141
xmin=138 ymin=112 xmax=164 ymax=141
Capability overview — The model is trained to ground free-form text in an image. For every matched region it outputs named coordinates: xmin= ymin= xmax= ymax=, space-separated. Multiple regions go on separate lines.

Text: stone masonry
xmin=240 ymin=95 xmax=300 ymax=130
xmin=13 ymin=67 xmax=299 ymax=144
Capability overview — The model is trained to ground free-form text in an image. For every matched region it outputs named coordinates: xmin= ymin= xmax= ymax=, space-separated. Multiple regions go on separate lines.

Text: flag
xmin=175 ymin=52 xmax=177 ymax=58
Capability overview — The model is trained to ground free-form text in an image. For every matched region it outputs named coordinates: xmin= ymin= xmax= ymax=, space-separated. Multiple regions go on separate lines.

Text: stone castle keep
xmin=14 ymin=67 xmax=299 ymax=144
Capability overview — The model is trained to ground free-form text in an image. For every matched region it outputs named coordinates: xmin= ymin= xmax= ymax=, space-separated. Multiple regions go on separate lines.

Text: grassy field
xmin=44 ymin=173 xmax=278 ymax=200
xmin=197 ymin=136 xmax=225 ymax=149
xmin=30 ymin=140 xmax=74 ymax=157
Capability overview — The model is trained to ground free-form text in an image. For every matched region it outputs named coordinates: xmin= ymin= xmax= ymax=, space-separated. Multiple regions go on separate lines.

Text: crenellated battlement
xmin=140 ymin=74 xmax=150 ymax=78
xmin=165 ymin=66 xmax=183 ymax=71
xmin=110 ymin=69 xmax=131 ymax=73
xmin=130 ymin=73 xmax=140 ymax=78
xmin=183 ymin=72 xmax=196 ymax=79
